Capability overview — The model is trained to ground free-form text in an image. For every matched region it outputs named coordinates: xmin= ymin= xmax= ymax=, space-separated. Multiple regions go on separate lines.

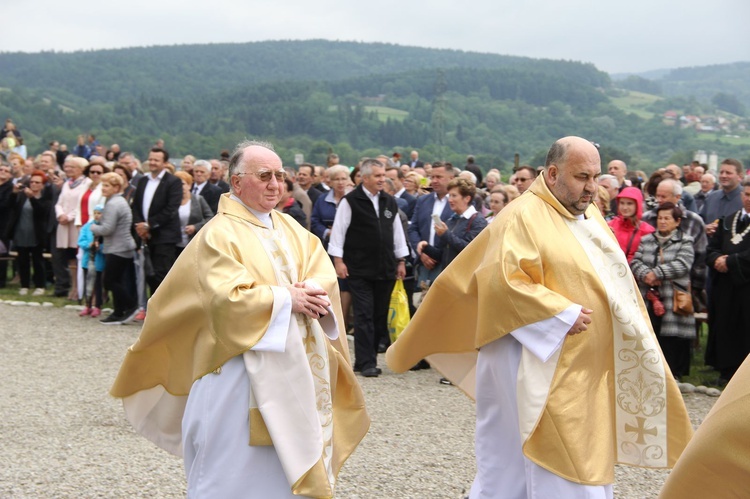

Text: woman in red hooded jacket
xmin=608 ymin=186 xmax=655 ymax=262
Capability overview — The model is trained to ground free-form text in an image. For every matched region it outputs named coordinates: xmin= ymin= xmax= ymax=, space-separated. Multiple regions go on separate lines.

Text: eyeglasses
xmin=235 ymin=169 xmax=286 ymax=182
xmin=516 ymin=177 xmax=532 ymax=182
xmin=29 ymin=180 xmax=43 ymax=184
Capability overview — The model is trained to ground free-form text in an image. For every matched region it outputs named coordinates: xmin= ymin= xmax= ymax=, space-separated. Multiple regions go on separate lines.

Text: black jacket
xmin=132 ymin=171 xmax=183 ymax=245
xmin=6 ymin=187 xmax=53 ymax=248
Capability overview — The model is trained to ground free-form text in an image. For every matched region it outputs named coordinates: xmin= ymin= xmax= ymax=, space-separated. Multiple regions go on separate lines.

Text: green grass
xmin=693 ymin=134 xmax=750 ymax=147
xmin=0 ymin=281 xmax=73 ymax=307
xmin=330 ymin=104 xmax=409 ymax=123
xmin=609 ymin=90 xmax=662 ymax=119
xmin=364 ymin=106 xmax=409 ymax=123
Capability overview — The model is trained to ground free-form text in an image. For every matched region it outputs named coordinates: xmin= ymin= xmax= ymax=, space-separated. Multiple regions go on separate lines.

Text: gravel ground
xmin=0 ymin=302 xmax=717 ymax=498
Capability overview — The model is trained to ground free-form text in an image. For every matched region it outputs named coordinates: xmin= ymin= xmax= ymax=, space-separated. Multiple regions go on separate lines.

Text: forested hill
xmin=0 ymin=40 xmax=747 ymax=171
xmin=0 ymin=40 xmax=610 ymax=103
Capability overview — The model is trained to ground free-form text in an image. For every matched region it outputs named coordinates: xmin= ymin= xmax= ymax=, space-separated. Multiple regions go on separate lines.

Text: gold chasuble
xmin=386 ymin=175 xmax=692 ymax=485
xmin=111 ymin=195 xmax=369 ymax=499
xmin=660 ymin=354 xmax=750 ymax=498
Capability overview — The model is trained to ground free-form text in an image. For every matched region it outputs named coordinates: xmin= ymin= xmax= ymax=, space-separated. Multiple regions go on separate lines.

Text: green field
xmin=364 ymin=106 xmax=409 ymax=122
xmin=328 ymin=105 xmax=409 ymax=123
xmin=694 ymin=134 xmax=750 ymax=147
xmin=609 ymin=90 xmax=662 ymax=119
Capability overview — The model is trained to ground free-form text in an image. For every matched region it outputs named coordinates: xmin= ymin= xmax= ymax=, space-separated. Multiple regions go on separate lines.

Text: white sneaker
xmin=32 ymin=288 xmax=45 ymax=296
xmin=19 ymin=288 xmax=29 ymax=296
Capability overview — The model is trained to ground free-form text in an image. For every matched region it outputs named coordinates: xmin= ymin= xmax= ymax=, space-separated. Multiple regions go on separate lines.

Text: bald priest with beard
xmin=387 ymin=136 xmax=693 ymax=498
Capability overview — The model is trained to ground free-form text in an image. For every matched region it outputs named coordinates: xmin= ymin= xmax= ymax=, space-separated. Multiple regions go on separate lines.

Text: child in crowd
xmin=77 ymin=204 xmax=106 ymax=317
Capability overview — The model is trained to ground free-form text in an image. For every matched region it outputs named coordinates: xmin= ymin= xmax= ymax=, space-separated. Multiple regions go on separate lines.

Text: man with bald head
xmin=388 ymin=136 xmax=691 ymax=498
xmin=607 ymin=159 xmax=629 ymax=190
xmin=111 ymin=140 xmax=368 ymax=498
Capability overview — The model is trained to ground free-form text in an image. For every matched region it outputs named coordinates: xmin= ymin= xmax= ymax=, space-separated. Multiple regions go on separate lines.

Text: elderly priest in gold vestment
xmin=111 ymin=141 xmax=369 ymax=499
xmin=387 ymin=136 xmax=692 ymax=498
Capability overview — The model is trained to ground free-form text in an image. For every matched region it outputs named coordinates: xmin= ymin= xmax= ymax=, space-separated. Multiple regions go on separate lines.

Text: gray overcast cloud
xmin=1 ymin=0 xmax=748 ymax=73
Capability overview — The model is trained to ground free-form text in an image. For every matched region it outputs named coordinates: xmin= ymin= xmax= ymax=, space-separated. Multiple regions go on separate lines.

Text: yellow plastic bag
xmin=388 ymin=280 xmax=410 ymax=343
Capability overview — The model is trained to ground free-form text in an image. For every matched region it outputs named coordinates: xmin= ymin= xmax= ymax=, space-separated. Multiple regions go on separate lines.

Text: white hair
xmin=660 ymin=178 xmax=683 ymax=196
xmin=458 ymin=170 xmax=477 ymax=185
xmin=599 ymin=174 xmax=619 ymax=189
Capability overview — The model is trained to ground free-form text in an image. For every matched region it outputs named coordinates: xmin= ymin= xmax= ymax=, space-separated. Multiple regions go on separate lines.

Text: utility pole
xmin=430 ymin=69 xmax=447 ymax=158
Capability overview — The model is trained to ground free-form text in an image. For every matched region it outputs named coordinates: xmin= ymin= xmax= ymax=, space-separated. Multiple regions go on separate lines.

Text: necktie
xmin=192 ymin=185 xmax=198 ymax=194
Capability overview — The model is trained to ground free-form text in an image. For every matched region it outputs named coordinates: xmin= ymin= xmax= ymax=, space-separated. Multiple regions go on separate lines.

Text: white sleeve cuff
xmin=510 ymin=304 xmax=581 ymax=362
xmin=250 ymin=286 xmax=292 ymax=352
xmin=303 ymin=280 xmax=339 ymax=340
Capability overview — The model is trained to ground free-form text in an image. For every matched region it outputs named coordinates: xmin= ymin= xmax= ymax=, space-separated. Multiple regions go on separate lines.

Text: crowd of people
xmin=601 ymin=157 xmax=749 ymax=384
xmin=3 ymin=123 xmax=749 ymax=497
xmin=0 ymin=119 xmax=747 ymax=382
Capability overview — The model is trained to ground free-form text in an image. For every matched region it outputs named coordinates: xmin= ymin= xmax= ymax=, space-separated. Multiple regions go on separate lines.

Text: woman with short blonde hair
xmin=55 ymin=155 xmax=92 ymax=300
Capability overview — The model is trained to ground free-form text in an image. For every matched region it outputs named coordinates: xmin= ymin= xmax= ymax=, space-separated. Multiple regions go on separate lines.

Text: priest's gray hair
xmin=227 ymin=140 xmax=276 ymax=179
xmin=742 ymin=177 xmax=750 ymax=188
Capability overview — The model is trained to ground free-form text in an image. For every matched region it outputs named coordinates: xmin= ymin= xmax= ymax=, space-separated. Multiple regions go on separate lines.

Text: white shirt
xmin=141 ymin=169 xmax=167 ymax=222
xmin=178 ymin=200 xmax=191 ymax=247
xmin=430 ymin=193 xmax=449 ymax=245
xmin=193 ymin=181 xmax=207 ymax=196
xmin=327 ymin=188 xmax=410 ymax=260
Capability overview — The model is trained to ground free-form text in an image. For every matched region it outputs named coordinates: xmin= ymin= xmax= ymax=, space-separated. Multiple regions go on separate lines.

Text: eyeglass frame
xmin=234 ymin=169 xmax=286 ymax=182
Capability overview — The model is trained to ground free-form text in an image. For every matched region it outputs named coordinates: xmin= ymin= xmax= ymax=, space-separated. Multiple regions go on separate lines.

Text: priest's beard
xmin=557 ymin=187 xmax=595 ymax=216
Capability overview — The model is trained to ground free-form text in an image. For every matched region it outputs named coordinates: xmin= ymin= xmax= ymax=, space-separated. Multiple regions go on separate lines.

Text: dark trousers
xmin=0 ymin=239 xmax=9 ymax=287
xmin=51 ymin=239 xmax=71 ymax=294
xmin=104 ymin=254 xmax=136 ymax=315
xmin=146 ymin=243 xmax=176 ymax=295
xmin=348 ymin=277 xmax=395 ymax=371
xmin=16 ymin=245 xmax=46 ymax=289
xmin=656 ymin=335 xmax=692 ymax=379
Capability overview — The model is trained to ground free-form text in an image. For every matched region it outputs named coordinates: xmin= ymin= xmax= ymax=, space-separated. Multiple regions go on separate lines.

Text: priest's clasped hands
xmin=567 ymin=307 xmax=593 ymax=335
xmin=288 ymin=282 xmax=331 ymax=319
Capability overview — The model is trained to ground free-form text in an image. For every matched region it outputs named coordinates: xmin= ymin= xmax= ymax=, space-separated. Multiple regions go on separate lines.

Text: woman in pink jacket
xmin=608 ymin=186 xmax=654 ymax=263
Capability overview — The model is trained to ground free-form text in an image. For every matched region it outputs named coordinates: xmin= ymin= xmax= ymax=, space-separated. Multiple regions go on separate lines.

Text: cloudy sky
xmin=2 ymin=0 xmax=748 ymax=74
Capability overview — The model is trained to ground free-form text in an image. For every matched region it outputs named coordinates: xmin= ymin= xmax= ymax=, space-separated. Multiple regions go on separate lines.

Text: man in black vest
xmin=328 ymin=158 xmax=409 ymax=377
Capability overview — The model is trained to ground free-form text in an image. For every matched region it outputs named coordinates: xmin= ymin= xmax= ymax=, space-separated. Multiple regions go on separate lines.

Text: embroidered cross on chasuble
xmin=567 ymin=217 xmax=672 ymax=466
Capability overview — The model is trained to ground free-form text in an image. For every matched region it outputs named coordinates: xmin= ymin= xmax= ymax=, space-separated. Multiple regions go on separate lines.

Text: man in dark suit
xmin=328 ymin=159 xmax=409 ymax=378
xmin=408 ymin=162 xmax=455 ymax=286
xmin=191 ymin=160 xmax=221 ymax=215
xmin=209 ymin=159 xmax=231 ymax=193
xmin=407 ymin=150 xmax=424 ymax=170
xmin=132 ymin=147 xmax=182 ymax=295
xmin=296 ymin=163 xmax=321 ymax=205
xmin=119 ymin=152 xmax=142 ymax=188
xmin=386 ymin=166 xmax=417 ymax=219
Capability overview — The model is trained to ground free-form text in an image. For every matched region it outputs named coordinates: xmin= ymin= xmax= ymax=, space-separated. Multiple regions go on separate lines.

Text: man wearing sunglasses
xmin=111 ymin=140 xmax=368 ymax=498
